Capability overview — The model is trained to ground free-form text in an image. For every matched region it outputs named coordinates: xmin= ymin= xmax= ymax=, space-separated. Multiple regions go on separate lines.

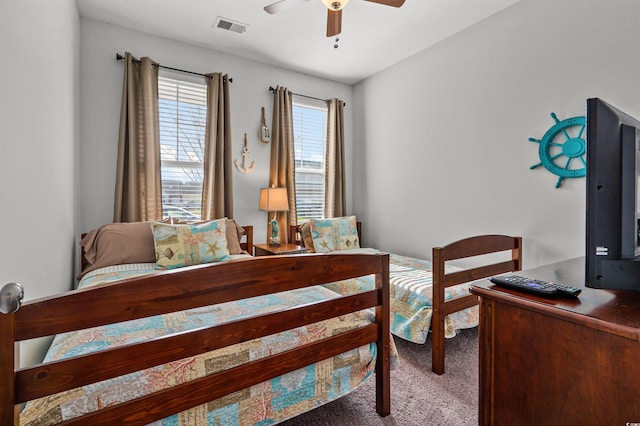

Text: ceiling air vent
xmin=213 ymin=17 xmax=248 ymax=34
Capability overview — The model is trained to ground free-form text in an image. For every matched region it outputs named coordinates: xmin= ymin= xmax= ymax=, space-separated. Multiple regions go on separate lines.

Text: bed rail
xmin=0 ymin=253 xmax=390 ymax=425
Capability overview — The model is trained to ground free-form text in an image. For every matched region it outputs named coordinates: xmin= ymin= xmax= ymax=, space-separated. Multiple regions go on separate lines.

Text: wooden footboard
xmin=0 ymin=253 xmax=390 ymax=425
xmin=431 ymin=235 xmax=522 ymax=375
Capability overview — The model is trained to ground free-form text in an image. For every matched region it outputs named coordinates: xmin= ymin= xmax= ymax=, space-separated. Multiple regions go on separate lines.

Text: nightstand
xmin=254 ymin=243 xmax=308 ymax=256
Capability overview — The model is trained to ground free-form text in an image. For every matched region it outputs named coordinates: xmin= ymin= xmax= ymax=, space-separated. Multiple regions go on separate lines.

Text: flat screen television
xmin=586 ymin=97 xmax=640 ymax=290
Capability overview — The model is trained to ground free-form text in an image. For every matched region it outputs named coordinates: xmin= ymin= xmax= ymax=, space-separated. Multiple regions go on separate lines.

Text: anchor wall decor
xmin=234 ymin=133 xmax=256 ymax=174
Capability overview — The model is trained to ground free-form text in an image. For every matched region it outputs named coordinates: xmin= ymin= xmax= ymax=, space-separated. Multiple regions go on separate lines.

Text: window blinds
xmin=158 ymin=75 xmax=207 ymax=220
xmin=292 ymin=96 xmax=328 ymax=220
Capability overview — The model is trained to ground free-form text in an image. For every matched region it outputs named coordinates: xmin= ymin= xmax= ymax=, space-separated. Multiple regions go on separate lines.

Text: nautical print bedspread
xmin=322 ymin=249 xmax=479 ymax=344
xmin=21 ymin=261 xmax=398 ymax=426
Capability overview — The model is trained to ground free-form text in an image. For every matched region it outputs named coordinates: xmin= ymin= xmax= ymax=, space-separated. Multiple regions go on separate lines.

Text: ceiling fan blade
xmin=364 ymin=0 xmax=405 ymax=7
xmin=264 ymin=0 xmax=311 ymax=14
xmin=327 ymin=9 xmax=342 ymax=37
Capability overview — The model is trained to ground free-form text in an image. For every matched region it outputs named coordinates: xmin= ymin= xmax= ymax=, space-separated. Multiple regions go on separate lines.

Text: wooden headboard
xmin=240 ymin=225 xmax=254 ymax=253
xmin=289 ymin=222 xmax=362 ymax=247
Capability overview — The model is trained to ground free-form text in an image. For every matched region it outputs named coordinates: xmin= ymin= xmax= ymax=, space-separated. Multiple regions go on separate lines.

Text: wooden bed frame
xmin=290 ymin=223 xmax=522 ymax=375
xmin=432 ymin=234 xmax=522 ymax=374
xmin=0 ymin=250 xmax=391 ymax=424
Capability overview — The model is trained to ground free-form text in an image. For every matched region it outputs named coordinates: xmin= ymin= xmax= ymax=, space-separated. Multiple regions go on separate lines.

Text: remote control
xmin=489 ymin=275 xmax=581 ymax=298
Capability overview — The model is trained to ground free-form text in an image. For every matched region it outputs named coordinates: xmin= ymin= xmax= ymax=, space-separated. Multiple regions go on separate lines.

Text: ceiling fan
xmin=264 ymin=0 xmax=406 ymax=37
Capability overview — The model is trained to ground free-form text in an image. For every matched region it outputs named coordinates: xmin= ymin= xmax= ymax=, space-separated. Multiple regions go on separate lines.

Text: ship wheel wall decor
xmin=528 ymin=112 xmax=586 ymax=188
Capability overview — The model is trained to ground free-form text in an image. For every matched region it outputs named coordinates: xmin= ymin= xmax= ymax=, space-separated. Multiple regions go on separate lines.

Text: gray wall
xmin=78 ymin=18 xmax=354 ymax=244
xmin=1 ymin=0 xmax=79 ymax=365
xmin=353 ymin=0 xmax=640 ymax=269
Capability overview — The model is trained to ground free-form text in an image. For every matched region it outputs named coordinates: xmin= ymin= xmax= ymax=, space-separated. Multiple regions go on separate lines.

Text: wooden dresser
xmin=470 ymin=257 xmax=640 ymax=426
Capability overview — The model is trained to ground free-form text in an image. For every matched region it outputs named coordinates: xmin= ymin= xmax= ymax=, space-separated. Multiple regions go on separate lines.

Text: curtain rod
xmin=116 ymin=53 xmax=232 ymax=82
xmin=268 ymin=86 xmax=346 ymax=106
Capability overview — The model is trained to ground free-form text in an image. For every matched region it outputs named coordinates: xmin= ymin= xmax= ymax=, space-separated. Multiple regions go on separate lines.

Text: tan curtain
xmin=325 ymin=98 xmax=346 ymax=217
xmin=113 ymin=52 xmax=162 ymax=223
xmin=269 ymin=86 xmax=296 ymax=243
xmin=201 ymin=73 xmax=234 ymax=220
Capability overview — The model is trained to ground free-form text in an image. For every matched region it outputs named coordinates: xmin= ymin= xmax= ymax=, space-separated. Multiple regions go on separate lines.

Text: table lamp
xmin=259 ymin=187 xmax=289 ymax=246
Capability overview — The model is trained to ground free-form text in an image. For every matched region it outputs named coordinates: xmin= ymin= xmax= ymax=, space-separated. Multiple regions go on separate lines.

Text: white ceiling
xmin=77 ymin=0 xmax=520 ymax=85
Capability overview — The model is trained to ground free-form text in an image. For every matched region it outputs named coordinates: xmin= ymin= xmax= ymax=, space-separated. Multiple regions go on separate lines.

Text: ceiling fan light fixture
xmin=321 ymin=0 xmax=350 ymax=11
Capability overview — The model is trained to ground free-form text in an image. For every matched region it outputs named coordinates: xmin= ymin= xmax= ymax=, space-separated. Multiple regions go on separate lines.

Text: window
xmin=158 ymin=73 xmax=206 ymax=220
xmin=292 ymin=96 xmax=328 ymax=221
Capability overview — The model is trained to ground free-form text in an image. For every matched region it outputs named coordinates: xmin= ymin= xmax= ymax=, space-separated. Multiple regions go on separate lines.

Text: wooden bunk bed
xmin=290 ymin=220 xmax=522 ymax=375
xmin=0 ymin=221 xmax=392 ymax=425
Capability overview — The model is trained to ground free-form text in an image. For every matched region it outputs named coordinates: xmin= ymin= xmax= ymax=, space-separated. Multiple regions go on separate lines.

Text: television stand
xmin=470 ymin=257 xmax=640 ymax=425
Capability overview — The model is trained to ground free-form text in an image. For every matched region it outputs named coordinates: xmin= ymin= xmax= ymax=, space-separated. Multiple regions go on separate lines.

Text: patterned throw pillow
xmin=150 ymin=219 xmax=230 ymax=269
xmin=309 ymin=216 xmax=360 ymax=253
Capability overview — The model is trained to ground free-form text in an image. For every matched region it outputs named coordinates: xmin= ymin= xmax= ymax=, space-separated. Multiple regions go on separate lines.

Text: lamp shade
xmin=259 ymin=187 xmax=289 ymax=212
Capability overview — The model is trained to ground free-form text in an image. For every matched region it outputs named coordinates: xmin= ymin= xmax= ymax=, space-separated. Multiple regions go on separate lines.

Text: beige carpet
xmin=281 ymin=328 xmax=479 ymax=426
